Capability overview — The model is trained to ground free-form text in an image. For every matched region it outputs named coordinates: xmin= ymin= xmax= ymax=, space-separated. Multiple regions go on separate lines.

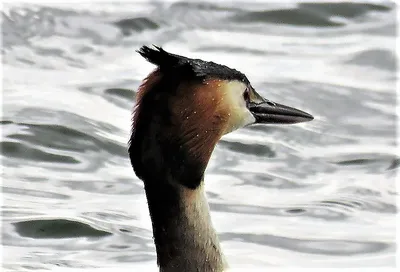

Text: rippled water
xmin=1 ymin=1 xmax=397 ymax=270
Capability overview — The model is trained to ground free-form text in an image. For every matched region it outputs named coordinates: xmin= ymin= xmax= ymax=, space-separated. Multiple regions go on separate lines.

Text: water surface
xmin=1 ymin=1 xmax=397 ymax=270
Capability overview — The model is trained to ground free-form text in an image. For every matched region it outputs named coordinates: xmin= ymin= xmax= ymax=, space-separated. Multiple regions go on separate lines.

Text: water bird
xmin=128 ymin=45 xmax=314 ymax=272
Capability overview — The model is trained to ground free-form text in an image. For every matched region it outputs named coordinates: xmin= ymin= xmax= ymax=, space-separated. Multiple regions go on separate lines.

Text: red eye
xmin=243 ymin=88 xmax=250 ymax=101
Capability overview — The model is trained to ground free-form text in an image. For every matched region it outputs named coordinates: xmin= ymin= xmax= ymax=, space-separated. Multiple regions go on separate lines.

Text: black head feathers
xmin=137 ymin=45 xmax=250 ymax=84
xmin=137 ymin=45 xmax=185 ymax=69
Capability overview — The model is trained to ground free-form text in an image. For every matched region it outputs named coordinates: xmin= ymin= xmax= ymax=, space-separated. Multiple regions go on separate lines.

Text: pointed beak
xmin=249 ymin=101 xmax=314 ymax=124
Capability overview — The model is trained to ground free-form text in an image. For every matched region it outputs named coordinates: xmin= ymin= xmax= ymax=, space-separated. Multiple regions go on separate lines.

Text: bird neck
xmin=144 ymin=178 xmax=227 ymax=272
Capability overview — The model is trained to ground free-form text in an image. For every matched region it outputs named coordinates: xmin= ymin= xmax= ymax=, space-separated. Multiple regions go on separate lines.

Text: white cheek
xmin=225 ymin=108 xmax=255 ymax=134
xmin=242 ymin=110 xmax=256 ymax=127
xmin=223 ymin=81 xmax=256 ymax=134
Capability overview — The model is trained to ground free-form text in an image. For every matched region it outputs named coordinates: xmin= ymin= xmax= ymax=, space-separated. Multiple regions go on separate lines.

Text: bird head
xmin=129 ymin=46 xmax=313 ymax=189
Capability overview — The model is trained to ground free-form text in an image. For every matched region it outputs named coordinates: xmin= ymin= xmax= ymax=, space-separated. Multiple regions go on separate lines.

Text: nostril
xmin=266 ymin=101 xmax=276 ymax=106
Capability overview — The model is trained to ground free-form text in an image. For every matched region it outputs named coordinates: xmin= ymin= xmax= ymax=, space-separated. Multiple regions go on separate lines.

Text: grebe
xmin=128 ymin=45 xmax=313 ymax=272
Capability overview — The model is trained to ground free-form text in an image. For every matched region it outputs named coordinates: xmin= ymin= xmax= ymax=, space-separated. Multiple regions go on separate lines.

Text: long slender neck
xmin=144 ymin=178 xmax=226 ymax=272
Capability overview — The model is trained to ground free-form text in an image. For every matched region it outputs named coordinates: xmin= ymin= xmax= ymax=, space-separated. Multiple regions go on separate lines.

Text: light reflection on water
xmin=1 ymin=1 xmax=397 ymax=270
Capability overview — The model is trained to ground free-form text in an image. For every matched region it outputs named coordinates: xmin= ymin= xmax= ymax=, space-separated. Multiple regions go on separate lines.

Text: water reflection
xmin=2 ymin=0 xmax=396 ymax=269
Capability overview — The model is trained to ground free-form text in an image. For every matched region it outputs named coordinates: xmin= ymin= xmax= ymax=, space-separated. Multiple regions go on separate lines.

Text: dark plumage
xmin=137 ymin=45 xmax=250 ymax=84
xmin=128 ymin=45 xmax=314 ymax=272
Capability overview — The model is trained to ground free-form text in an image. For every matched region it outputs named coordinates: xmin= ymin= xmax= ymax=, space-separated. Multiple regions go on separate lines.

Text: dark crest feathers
xmin=137 ymin=45 xmax=186 ymax=69
xmin=137 ymin=45 xmax=250 ymax=83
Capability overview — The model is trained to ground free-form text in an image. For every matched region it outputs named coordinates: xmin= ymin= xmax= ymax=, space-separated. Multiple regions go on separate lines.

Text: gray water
xmin=1 ymin=1 xmax=397 ymax=270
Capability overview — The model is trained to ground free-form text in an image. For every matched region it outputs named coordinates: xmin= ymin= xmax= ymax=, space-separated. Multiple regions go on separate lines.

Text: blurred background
xmin=1 ymin=0 xmax=397 ymax=270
